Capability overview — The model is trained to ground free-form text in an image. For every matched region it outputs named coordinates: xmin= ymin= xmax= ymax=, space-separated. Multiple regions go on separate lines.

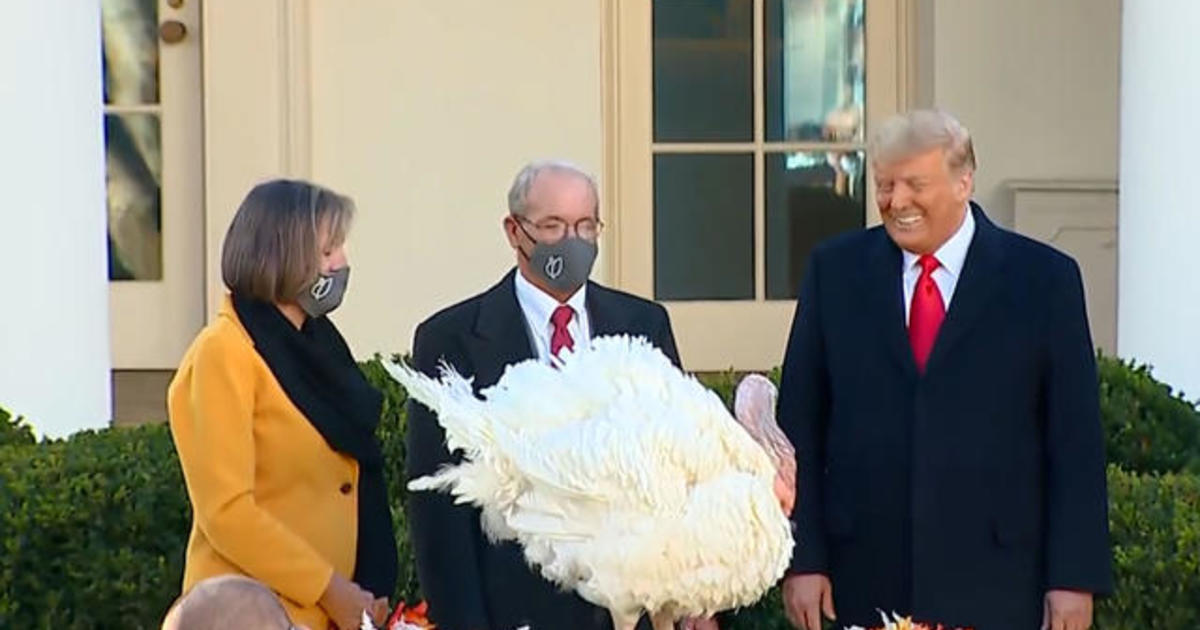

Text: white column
xmin=0 ymin=3 xmax=111 ymax=437
xmin=1119 ymin=1 xmax=1200 ymax=400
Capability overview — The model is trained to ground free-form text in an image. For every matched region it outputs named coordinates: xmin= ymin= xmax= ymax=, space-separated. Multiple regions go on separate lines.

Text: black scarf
xmin=232 ymin=294 xmax=398 ymax=599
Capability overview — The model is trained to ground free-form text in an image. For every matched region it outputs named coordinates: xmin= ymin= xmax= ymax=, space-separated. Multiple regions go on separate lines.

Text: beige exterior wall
xmin=309 ymin=1 xmax=605 ymax=358
xmin=200 ymin=0 xmax=1123 ymax=367
xmin=202 ymin=2 xmax=296 ymax=318
xmin=204 ymin=1 xmax=605 ymax=358
xmin=918 ymin=0 xmax=1122 ymax=364
xmin=924 ymin=0 xmax=1122 ymax=226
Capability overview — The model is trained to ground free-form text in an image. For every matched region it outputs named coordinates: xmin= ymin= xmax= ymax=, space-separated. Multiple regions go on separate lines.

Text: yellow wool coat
xmin=167 ymin=296 xmax=360 ymax=630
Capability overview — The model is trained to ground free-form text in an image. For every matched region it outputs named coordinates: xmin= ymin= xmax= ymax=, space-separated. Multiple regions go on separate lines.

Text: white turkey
xmin=384 ymin=335 xmax=796 ymax=630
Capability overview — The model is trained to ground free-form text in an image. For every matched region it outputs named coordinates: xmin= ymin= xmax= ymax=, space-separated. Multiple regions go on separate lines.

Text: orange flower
xmin=386 ymin=600 xmax=436 ymax=630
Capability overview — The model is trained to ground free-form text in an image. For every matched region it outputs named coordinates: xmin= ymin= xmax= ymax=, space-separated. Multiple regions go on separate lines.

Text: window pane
xmin=653 ymin=0 xmax=753 ymax=142
xmin=765 ymin=151 xmax=864 ymax=299
xmin=106 ymin=113 xmax=163 ymax=281
xmin=764 ymin=0 xmax=864 ymax=142
xmin=655 ymin=154 xmax=754 ymax=300
xmin=101 ymin=0 xmax=160 ymax=105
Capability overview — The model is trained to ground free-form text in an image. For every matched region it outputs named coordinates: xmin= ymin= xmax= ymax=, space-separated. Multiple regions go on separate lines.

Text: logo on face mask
xmin=524 ymin=237 xmax=598 ymax=293
xmin=297 ymin=266 xmax=350 ymax=318
xmin=545 ymin=255 xmax=565 ymax=280
xmin=310 ymin=275 xmax=335 ymax=301
xmin=515 ymin=220 xmax=599 ymax=293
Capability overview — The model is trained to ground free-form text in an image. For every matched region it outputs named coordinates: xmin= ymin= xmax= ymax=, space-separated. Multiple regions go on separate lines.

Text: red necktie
xmin=909 ymin=254 xmax=945 ymax=373
xmin=550 ymin=305 xmax=575 ymax=357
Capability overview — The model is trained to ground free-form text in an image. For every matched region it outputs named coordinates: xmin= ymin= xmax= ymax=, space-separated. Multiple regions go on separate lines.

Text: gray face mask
xmin=521 ymin=234 xmax=598 ymax=293
xmin=296 ymin=266 xmax=350 ymax=317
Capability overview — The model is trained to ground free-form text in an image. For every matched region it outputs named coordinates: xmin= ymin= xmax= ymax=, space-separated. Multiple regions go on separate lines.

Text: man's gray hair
xmin=869 ymin=109 xmax=976 ymax=173
xmin=507 ymin=160 xmax=600 ymax=216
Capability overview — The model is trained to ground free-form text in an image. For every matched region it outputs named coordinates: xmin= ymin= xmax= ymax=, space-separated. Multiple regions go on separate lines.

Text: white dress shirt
xmin=902 ymin=207 xmax=976 ymax=325
xmin=514 ymin=269 xmax=592 ymax=362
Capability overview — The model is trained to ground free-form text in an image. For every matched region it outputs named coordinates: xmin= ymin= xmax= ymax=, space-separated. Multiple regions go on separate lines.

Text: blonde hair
xmin=221 ymin=179 xmax=354 ymax=302
xmin=869 ymin=109 xmax=976 ymax=173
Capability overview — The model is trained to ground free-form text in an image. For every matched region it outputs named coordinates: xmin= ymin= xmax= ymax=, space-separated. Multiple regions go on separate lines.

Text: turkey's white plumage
xmin=386 ymin=335 xmax=794 ymax=628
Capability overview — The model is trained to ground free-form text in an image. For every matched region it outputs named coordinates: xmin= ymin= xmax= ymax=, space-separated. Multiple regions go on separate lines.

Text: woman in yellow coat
xmin=168 ymin=180 xmax=397 ymax=630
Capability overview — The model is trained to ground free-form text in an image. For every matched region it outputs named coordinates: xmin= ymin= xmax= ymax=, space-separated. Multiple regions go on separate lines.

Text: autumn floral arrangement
xmin=360 ymin=601 xmax=530 ymax=630
xmin=358 ymin=601 xmax=434 ymax=630
xmin=845 ymin=611 xmax=973 ymax=630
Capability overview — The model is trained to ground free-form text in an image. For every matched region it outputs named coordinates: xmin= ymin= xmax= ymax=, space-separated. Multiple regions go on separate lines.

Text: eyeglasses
xmin=516 ymin=216 xmax=604 ymax=242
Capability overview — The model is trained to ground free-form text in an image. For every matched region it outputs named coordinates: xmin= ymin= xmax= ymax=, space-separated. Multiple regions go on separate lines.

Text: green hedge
xmin=0 ymin=424 xmax=189 ymax=629
xmin=1098 ymin=354 xmax=1200 ymax=475
xmin=0 ymin=407 xmax=35 ymax=448
xmin=1099 ymin=467 xmax=1200 ymax=629
xmin=0 ymin=354 xmax=1197 ymax=629
xmin=359 ymin=356 xmax=422 ymax=602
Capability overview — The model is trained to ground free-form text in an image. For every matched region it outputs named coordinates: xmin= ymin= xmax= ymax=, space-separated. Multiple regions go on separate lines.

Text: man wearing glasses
xmin=404 ymin=160 xmax=681 ymax=630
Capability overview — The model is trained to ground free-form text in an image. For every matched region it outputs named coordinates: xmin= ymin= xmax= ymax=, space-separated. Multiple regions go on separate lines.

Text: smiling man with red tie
xmin=776 ymin=110 xmax=1113 ymax=630
xmin=404 ymin=160 xmax=681 ymax=630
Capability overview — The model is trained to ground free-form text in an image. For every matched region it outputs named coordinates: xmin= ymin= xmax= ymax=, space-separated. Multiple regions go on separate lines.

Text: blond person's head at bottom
xmin=162 ymin=575 xmax=309 ymax=630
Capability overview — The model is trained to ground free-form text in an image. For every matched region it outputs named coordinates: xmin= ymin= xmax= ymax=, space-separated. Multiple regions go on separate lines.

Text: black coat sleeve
xmin=1042 ymin=259 xmax=1114 ymax=594
xmin=650 ymin=303 xmax=683 ymax=368
xmin=777 ymin=249 xmax=832 ymax=574
xmin=404 ymin=323 xmax=491 ymax=630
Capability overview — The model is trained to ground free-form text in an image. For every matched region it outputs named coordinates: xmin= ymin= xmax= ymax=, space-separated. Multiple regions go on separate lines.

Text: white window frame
xmin=601 ymin=0 xmax=917 ymax=370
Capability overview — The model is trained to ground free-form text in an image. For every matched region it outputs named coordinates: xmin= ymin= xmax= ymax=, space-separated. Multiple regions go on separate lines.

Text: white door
xmin=102 ymin=0 xmax=205 ymax=369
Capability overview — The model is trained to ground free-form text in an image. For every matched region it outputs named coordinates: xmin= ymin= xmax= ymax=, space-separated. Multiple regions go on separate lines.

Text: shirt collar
xmin=901 ymin=204 xmax=976 ymax=277
xmin=514 ymin=268 xmax=588 ymax=326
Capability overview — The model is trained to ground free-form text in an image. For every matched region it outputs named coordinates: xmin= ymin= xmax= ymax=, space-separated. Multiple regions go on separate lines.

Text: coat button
xmin=339 ymin=482 xmax=353 ymax=495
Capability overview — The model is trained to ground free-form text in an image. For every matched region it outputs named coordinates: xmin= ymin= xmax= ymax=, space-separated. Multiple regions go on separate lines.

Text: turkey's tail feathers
xmin=386 ymin=358 xmax=525 ymax=542
xmin=382 ymin=358 xmax=496 ymax=458
xmin=409 ymin=460 xmax=502 ymax=503
xmin=406 ymin=465 xmax=461 ymax=494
